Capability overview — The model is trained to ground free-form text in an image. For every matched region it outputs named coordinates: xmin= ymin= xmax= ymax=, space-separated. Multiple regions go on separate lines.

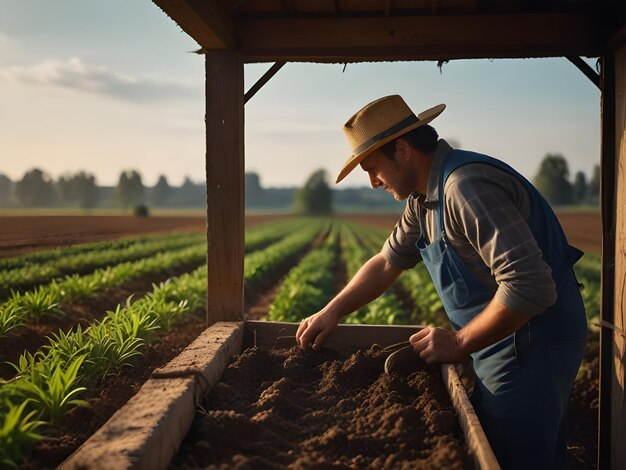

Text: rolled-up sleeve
xmin=381 ymin=196 xmax=423 ymax=269
xmin=445 ymin=169 xmax=557 ymax=316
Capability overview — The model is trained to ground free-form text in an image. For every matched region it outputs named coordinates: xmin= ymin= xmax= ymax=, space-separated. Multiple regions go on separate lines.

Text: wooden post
xmin=599 ymin=52 xmax=617 ymax=470
xmin=205 ymin=51 xmax=244 ymax=324
xmin=610 ymin=43 xmax=626 ymax=470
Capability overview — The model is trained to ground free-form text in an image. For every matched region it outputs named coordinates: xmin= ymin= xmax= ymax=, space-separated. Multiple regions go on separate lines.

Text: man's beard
xmin=384 ymin=164 xmax=415 ymax=201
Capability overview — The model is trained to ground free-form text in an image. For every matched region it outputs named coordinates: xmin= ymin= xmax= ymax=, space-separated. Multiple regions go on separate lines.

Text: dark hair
xmin=380 ymin=124 xmax=439 ymax=159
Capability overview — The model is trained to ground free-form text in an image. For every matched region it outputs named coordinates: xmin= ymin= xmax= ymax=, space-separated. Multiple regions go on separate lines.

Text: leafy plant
xmin=9 ymin=355 xmax=88 ymax=425
xmin=0 ymin=401 xmax=45 ymax=468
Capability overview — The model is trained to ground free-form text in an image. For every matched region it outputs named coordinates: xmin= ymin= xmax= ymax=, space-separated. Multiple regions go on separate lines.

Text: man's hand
xmin=296 ymin=309 xmax=340 ymax=351
xmin=409 ymin=327 xmax=469 ymax=364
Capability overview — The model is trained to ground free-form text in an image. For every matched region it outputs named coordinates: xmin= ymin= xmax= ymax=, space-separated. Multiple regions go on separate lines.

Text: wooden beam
xmin=610 ymin=42 xmax=626 ymax=470
xmin=567 ymin=56 xmax=601 ymax=90
xmin=598 ymin=53 xmax=617 ymax=470
xmin=244 ymin=61 xmax=286 ymax=103
xmin=205 ymin=51 xmax=244 ymax=324
xmin=236 ymin=13 xmax=603 ymax=62
xmin=152 ymin=0 xmax=235 ymax=49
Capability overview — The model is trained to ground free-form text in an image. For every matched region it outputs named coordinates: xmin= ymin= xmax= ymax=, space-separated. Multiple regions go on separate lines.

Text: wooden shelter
xmin=151 ymin=1 xmax=625 ymax=467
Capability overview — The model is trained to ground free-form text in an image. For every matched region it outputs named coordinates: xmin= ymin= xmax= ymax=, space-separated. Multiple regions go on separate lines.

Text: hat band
xmin=353 ymin=114 xmax=419 ymax=156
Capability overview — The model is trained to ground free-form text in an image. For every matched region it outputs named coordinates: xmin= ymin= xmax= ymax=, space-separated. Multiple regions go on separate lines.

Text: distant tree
xmin=116 ymin=170 xmax=144 ymax=208
xmin=180 ymin=176 xmax=200 ymax=206
xmin=572 ymin=171 xmax=588 ymax=205
xmin=245 ymin=172 xmax=263 ymax=207
xmin=294 ymin=169 xmax=333 ymax=215
xmin=14 ymin=168 xmax=58 ymax=207
xmin=533 ymin=154 xmax=573 ymax=206
xmin=56 ymin=173 xmax=74 ymax=203
xmin=152 ymin=175 xmax=171 ymax=206
xmin=0 ymin=174 xmax=14 ymax=207
xmin=587 ymin=164 xmax=600 ymax=206
xmin=70 ymin=172 xmax=100 ymax=209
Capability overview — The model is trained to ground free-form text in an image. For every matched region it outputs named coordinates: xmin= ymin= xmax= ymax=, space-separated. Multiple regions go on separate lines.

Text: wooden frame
xmin=61 ymin=321 xmax=500 ymax=469
xmin=148 ymin=2 xmax=626 ymax=467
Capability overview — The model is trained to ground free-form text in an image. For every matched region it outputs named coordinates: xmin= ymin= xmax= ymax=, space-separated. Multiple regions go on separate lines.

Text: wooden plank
xmin=599 ymin=52 xmax=617 ymax=470
xmin=235 ymin=12 xmax=603 ymax=62
xmin=244 ymin=320 xmax=424 ymax=350
xmin=442 ymin=364 xmax=501 ymax=470
xmin=152 ymin=0 xmax=234 ymax=49
xmin=59 ymin=322 xmax=244 ymax=470
xmin=611 ymin=43 xmax=626 ymax=470
xmin=205 ymin=51 xmax=245 ymax=324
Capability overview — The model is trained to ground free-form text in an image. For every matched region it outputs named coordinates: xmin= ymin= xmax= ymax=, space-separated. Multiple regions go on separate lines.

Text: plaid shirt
xmin=381 ymin=139 xmax=557 ymax=316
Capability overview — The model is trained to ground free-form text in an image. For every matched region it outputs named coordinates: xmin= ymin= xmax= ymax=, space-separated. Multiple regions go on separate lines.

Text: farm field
xmin=0 ymin=210 xmax=601 ymax=258
xmin=0 ymin=217 xmax=600 ymax=468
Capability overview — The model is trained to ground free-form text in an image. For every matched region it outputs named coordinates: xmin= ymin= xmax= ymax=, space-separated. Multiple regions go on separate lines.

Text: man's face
xmin=359 ymin=147 xmax=416 ymax=201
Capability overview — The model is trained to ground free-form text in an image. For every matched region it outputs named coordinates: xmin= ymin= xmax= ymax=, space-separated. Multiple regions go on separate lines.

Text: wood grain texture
xmin=205 ymin=51 xmax=245 ymax=324
xmin=611 ymin=44 xmax=626 ymax=470
xmin=235 ymin=13 xmax=602 ymax=62
xmin=442 ymin=364 xmax=501 ymax=470
xmin=153 ymin=0 xmax=234 ymax=49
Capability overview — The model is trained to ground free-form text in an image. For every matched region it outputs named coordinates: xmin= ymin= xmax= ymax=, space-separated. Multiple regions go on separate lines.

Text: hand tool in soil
xmin=382 ymin=341 xmax=430 ymax=376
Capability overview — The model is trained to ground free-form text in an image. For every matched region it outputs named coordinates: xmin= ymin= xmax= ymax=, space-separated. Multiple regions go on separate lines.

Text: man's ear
xmin=395 ymin=138 xmax=412 ymax=162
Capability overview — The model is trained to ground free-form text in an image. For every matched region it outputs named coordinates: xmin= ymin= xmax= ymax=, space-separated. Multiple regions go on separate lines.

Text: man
xmin=296 ymin=95 xmax=587 ymax=469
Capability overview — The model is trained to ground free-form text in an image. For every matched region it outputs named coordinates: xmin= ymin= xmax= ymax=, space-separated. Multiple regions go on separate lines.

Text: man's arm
xmin=410 ymin=298 xmax=530 ymax=363
xmin=296 ymin=252 xmax=403 ymax=350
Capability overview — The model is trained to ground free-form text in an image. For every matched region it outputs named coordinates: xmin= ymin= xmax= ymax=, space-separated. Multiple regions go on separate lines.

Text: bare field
xmin=0 ymin=214 xmax=289 ymax=258
xmin=0 ymin=211 xmax=601 ymax=258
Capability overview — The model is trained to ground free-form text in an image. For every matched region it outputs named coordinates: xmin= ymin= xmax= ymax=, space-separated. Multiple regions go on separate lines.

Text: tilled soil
xmin=173 ymin=346 xmax=470 ymax=469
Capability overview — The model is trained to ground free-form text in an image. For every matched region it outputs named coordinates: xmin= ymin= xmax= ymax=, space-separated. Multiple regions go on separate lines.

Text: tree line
xmin=0 ymin=154 xmax=600 ymax=211
xmin=0 ymin=169 xmax=205 ymax=209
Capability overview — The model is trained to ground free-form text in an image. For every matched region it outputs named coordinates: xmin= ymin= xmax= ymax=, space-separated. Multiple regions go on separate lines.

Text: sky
xmin=0 ymin=1 xmax=601 ymax=189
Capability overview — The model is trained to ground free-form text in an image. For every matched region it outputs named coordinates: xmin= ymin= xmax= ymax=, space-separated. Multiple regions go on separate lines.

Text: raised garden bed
xmin=59 ymin=321 xmax=500 ymax=470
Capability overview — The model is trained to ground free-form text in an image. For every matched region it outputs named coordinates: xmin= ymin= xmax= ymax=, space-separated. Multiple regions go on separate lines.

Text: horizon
xmin=0 ymin=1 xmax=601 ymax=189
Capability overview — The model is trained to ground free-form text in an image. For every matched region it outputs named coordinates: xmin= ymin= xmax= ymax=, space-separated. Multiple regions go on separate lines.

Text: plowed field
xmin=0 ymin=211 xmax=601 ymax=258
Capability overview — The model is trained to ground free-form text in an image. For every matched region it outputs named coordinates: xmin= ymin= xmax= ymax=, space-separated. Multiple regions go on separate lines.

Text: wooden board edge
xmin=442 ymin=364 xmax=501 ymax=470
xmin=243 ymin=320 xmax=425 ymax=350
xmin=59 ymin=322 xmax=245 ymax=470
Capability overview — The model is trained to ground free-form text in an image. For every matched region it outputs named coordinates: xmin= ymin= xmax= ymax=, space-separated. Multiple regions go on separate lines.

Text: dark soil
xmin=172 ymin=346 xmax=471 ymax=469
xmin=566 ymin=331 xmax=599 ymax=469
xmin=0 ymin=262 xmax=203 ymax=379
xmin=18 ymin=312 xmax=207 ymax=470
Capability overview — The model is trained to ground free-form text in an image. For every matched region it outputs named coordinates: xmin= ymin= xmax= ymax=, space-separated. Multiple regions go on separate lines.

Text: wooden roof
xmin=153 ymin=0 xmax=624 ymax=62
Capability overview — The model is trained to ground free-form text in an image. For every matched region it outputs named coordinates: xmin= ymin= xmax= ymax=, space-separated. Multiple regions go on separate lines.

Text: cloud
xmin=0 ymin=57 xmax=199 ymax=102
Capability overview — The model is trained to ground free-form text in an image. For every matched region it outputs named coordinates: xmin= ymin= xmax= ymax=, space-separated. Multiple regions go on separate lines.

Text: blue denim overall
xmin=416 ymin=149 xmax=587 ymax=470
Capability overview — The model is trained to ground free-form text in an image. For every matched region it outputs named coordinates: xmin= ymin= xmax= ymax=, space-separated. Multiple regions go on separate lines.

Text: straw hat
xmin=336 ymin=95 xmax=446 ymax=183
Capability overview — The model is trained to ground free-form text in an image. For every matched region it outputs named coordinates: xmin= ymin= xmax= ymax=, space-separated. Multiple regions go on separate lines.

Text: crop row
xmin=0 ymin=219 xmax=316 ymax=341
xmin=356 ymin=227 xmax=445 ymax=327
xmin=339 ymin=223 xmax=408 ymax=325
xmin=0 ymin=232 xmax=205 ymax=297
xmin=267 ymin=226 xmax=339 ymax=322
xmin=0 ymin=220 xmax=325 ymax=464
xmin=244 ymin=220 xmax=326 ymax=303
xmin=0 ymin=231 xmax=196 ymax=271
xmin=244 ymin=218 xmax=312 ymax=253
xmin=0 ymin=242 xmax=208 ymax=340
xmin=0 ymin=262 xmax=209 ymax=466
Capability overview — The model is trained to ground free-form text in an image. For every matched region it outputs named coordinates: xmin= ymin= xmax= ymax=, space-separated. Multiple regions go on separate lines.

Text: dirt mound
xmin=173 ymin=346 xmax=470 ymax=469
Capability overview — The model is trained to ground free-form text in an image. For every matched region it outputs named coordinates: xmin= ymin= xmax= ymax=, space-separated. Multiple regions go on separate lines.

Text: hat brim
xmin=335 ymin=103 xmax=446 ymax=184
